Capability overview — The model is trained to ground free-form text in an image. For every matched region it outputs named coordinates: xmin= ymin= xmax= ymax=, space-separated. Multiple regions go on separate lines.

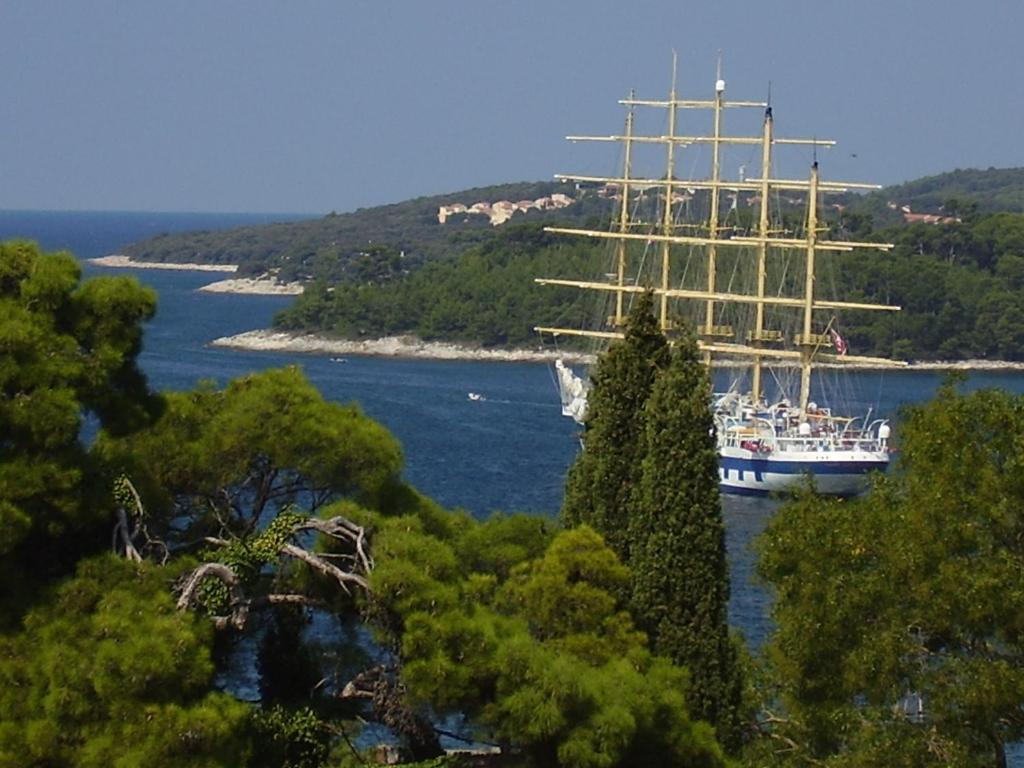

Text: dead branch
xmin=340 ymin=665 xmax=443 ymax=761
xmin=112 ymin=477 xmax=168 ymax=564
xmin=257 ymin=594 xmax=328 ymax=609
xmin=281 ymin=543 xmax=369 ymax=594
xmin=297 ymin=516 xmax=374 ymax=572
xmin=178 ymin=514 xmax=371 ymax=627
xmin=113 ymin=506 xmax=143 ymax=562
xmin=175 ymin=562 xmax=250 ymax=630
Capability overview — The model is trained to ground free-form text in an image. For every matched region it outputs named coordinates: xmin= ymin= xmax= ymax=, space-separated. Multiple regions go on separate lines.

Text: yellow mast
xmin=702 ymin=63 xmax=725 ymax=364
xmin=659 ymin=54 xmax=679 ymax=330
xmin=535 ymin=62 xmax=908 ymax=386
xmin=613 ymin=91 xmax=636 ymax=327
xmin=798 ymin=162 xmax=821 ymax=412
xmin=750 ymin=106 xmax=774 ymax=404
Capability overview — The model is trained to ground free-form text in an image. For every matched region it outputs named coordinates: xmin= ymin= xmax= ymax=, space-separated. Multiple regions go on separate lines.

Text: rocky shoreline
xmin=88 ymin=255 xmax=238 ymax=272
xmin=88 ymin=256 xmax=304 ymax=295
xmin=198 ymin=277 xmax=305 ymax=295
xmin=210 ymin=330 xmax=594 ymax=363
xmin=209 ymin=329 xmax=1024 ymax=370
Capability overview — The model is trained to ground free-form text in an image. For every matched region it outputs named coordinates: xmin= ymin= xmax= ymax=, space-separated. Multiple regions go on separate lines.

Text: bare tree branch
xmin=281 ymin=543 xmax=368 ymax=594
xmin=175 ymin=562 xmax=250 ymax=630
xmin=113 ymin=506 xmax=143 ymax=562
xmin=112 ymin=477 xmax=169 ymax=564
xmin=177 ymin=514 xmax=371 ymax=625
xmin=297 ymin=517 xmax=374 ymax=572
xmin=257 ymin=594 xmax=328 ymax=609
xmin=339 ymin=665 xmax=443 ymax=761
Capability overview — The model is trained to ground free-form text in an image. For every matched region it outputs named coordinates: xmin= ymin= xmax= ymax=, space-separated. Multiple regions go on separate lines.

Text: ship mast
xmin=612 ymin=91 xmax=636 ymax=327
xmin=535 ymin=62 xmax=907 ymax=380
xmin=702 ymin=59 xmax=726 ymax=365
xmin=750 ymin=104 xmax=774 ymax=404
xmin=659 ymin=54 xmax=679 ymax=330
xmin=798 ymin=162 xmax=821 ymax=412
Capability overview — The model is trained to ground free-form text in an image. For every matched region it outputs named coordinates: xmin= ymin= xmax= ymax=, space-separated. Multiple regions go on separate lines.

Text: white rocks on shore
xmin=88 ymin=254 xmax=238 ymax=272
xmin=198 ymin=277 xmax=305 ymax=295
xmin=210 ymin=330 xmax=594 ymax=363
xmin=209 ymin=329 xmax=1024 ymax=370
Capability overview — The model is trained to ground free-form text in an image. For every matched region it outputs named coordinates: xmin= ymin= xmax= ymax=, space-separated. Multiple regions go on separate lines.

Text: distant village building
xmin=885 ymin=201 xmax=961 ymax=225
xmin=899 ymin=205 xmax=961 ymax=225
xmin=438 ymin=193 xmax=574 ymax=226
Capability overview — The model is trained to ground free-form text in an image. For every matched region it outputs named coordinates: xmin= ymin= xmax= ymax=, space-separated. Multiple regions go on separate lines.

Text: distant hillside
xmin=850 ymin=167 xmax=1024 ymax=226
xmin=122 ymin=180 xmax=613 ymax=283
xmin=270 ymin=166 xmax=1024 ymax=361
xmin=119 ymin=168 xmax=1024 ymax=361
xmin=121 ymin=169 xmax=1024 ymax=283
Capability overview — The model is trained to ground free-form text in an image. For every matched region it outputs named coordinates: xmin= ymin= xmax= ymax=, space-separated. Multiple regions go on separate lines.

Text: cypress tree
xmin=629 ymin=326 xmax=744 ymax=748
xmin=561 ymin=291 xmax=668 ymax=561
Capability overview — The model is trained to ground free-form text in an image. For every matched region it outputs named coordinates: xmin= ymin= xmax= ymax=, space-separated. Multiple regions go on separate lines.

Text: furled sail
xmin=555 ymin=359 xmax=588 ymax=424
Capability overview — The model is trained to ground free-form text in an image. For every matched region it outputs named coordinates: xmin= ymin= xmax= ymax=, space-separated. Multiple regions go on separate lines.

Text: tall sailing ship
xmin=536 ymin=60 xmax=905 ymax=496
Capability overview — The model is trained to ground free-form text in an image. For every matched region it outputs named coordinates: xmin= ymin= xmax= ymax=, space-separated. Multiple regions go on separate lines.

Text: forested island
xmin=3 ymin=239 xmax=1021 ymax=766
xmin=118 ymin=168 xmax=1024 ymax=362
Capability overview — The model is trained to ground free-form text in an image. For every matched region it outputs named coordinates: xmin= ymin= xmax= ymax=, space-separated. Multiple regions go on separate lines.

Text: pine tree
xmin=561 ymin=291 xmax=668 ymax=561
xmin=629 ymin=326 xmax=744 ymax=748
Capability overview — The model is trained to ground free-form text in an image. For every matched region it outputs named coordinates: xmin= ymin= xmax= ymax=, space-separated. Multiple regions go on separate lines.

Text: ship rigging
xmin=535 ymin=59 xmax=906 ymax=495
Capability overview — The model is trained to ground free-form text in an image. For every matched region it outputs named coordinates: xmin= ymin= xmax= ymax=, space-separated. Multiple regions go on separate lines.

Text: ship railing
xmin=771 ymin=433 xmax=886 ymax=454
xmin=718 ymin=412 xmax=889 ymax=455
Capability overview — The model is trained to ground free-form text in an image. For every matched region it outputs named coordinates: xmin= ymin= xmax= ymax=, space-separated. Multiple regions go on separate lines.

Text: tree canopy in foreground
xmin=9 ymin=239 xmax=1022 ymax=767
xmin=756 ymin=382 xmax=1024 ymax=767
xmin=0 ymin=240 xmax=161 ymax=625
xmin=1 ymin=241 xmax=729 ymax=767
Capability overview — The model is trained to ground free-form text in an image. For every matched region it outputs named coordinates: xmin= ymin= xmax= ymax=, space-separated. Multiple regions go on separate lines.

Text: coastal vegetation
xmin=0 ymin=242 xmax=728 ymax=766
xmin=121 ymin=180 xmax=610 ymax=283
xmin=4 ymin=240 xmax=1023 ymax=767
xmin=272 ymin=203 xmax=1024 ymax=362
xmin=116 ymin=167 xmax=1024 ymax=361
xmin=277 ymin=225 xmax=608 ymax=348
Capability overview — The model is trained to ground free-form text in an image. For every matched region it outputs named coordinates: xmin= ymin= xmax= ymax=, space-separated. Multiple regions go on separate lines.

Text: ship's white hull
xmin=717 ymin=445 xmax=888 ymax=496
xmin=551 ymin=360 xmax=892 ymax=497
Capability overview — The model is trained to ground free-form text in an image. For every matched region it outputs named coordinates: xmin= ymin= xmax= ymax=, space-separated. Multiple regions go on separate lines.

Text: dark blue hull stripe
xmin=719 ymin=457 xmax=888 ymax=476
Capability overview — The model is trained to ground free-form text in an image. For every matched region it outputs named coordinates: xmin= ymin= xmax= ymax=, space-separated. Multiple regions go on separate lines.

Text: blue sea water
xmin=4 ymin=211 xmax=1023 ymax=761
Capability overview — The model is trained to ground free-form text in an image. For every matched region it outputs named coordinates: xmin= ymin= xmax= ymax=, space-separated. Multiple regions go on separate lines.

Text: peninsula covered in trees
xmin=119 ymin=168 xmax=1024 ymax=362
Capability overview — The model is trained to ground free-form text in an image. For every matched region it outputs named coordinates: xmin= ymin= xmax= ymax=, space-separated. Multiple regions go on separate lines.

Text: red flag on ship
xmin=829 ymin=328 xmax=848 ymax=356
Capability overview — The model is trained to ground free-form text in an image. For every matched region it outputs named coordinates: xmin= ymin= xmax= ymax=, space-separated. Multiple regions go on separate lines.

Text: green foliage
xmin=122 ymin=181 xmax=608 ymax=284
xmin=853 ymin=167 xmax=1024 ymax=223
xmin=368 ymin=513 xmax=727 ymax=767
xmin=0 ymin=234 xmax=728 ymax=765
xmin=629 ymin=329 xmax=744 ymax=748
xmin=452 ymin=512 xmax=553 ymax=580
xmin=97 ymin=366 xmax=403 ymax=544
xmin=756 ymin=384 xmax=1024 ymax=766
xmin=0 ymin=555 xmax=252 ymax=767
xmin=560 ymin=300 xmax=743 ymax=749
xmin=0 ymin=240 xmax=160 ymax=624
xmin=249 ymin=706 xmax=330 ymax=768
xmin=561 ymin=292 xmax=669 ymax=560
xmin=265 ymin=173 xmax=1024 ymax=362
xmin=276 ymin=223 xmax=607 ymax=347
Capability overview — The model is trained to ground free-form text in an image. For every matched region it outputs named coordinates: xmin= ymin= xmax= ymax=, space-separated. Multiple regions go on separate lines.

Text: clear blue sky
xmin=2 ymin=0 xmax=1021 ymax=213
